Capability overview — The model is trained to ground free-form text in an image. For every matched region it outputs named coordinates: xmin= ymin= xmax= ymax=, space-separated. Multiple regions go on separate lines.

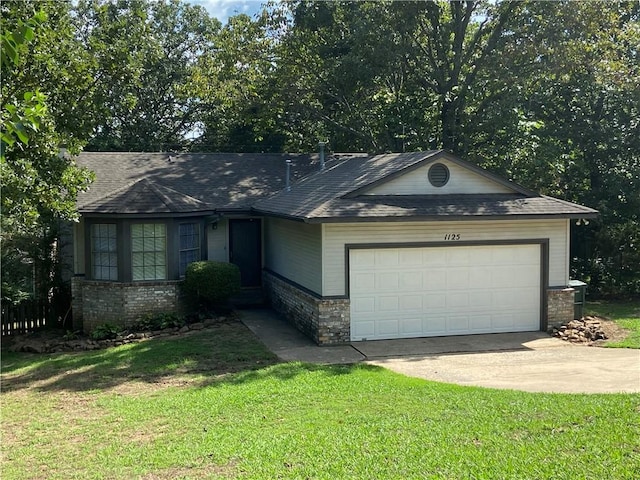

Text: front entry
xmin=229 ymin=219 xmax=262 ymax=287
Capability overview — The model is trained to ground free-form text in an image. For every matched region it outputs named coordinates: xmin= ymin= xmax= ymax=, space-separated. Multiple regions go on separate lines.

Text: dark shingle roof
xmin=257 ymin=194 xmax=598 ymax=222
xmin=253 ymin=151 xmax=599 ymax=222
xmin=76 ymin=152 xmax=319 ymax=214
xmin=76 ymin=150 xmax=598 ymax=221
xmin=80 ymin=178 xmax=211 ymax=214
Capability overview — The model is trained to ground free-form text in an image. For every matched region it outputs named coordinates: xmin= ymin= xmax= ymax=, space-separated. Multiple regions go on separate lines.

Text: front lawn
xmin=586 ymin=300 xmax=640 ymax=348
xmin=2 ymin=321 xmax=639 ymax=479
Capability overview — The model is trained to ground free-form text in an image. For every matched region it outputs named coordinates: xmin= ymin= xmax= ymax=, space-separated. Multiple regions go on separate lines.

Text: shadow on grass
xmin=0 ymin=322 xmax=365 ymax=393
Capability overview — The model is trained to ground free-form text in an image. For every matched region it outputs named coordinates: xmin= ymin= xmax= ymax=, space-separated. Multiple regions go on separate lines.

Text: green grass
xmin=586 ymin=300 xmax=640 ymax=348
xmin=2 ymin=321 xmax=639 ymax=480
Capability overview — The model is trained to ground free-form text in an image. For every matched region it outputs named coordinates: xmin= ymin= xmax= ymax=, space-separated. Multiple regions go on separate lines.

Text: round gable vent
xmin=428 ymin=163 xmax=450 ymax=187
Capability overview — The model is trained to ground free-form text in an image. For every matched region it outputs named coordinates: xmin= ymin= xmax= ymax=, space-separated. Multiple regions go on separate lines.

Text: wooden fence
xmin=1 ymin=298 xmax=67 ymax=336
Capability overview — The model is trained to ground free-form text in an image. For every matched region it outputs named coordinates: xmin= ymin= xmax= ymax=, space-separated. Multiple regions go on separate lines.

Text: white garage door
xmin=349 ymin=244 xmax=541 ymax=341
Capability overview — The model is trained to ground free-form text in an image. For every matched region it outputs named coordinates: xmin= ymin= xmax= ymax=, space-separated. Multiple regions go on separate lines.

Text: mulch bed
xmin=4 ymin=315 xmax=236 ymax=354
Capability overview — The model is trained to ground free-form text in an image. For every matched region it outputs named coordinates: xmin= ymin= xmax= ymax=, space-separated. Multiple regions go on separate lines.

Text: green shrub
xmin=132 ymin=312 xmax=185 ymax=331
xmin=90 ymin=323 xmax=119 ymax=341
xmin=183 ymin=261 xmax=241 ymax=306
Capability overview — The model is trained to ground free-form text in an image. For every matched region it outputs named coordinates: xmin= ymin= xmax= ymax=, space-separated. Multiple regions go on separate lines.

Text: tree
xmin=1 ymin=1 xmax=94 ymax=303
xmin=267 ymin=1 xmax=639 ymax=296
xmin=79 ymin=0 xmax=221 ymax=151
xmin=193 ymin=12 xmax=287 ymax=152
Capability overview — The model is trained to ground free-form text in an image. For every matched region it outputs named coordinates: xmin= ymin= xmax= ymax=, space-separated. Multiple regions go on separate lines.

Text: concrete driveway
xmin=240 ymin=309 xmax=640 ymax=394
xmin=362 ymin=334 xmax=640 ymax=394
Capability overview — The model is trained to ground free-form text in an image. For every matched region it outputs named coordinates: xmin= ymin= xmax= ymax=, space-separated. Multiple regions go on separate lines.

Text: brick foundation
xmin=547 ymin=287 xmax=575 ymax=330
xmin=71 ymin=277 xmax=184 ymax=333
xmin=263 ymin=271 xmax=350 ymax=345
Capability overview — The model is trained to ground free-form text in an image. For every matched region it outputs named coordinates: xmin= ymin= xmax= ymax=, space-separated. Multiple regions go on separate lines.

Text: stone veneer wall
xmin=547 ymin=287 xmax=575 ymax=330
xmin=71 ymin=276 xmax=183 ymax=333
xmin=263 ymin=271 xmax=350 ymax=345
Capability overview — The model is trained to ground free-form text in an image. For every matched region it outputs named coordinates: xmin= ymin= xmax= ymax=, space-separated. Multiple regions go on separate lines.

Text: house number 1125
xmin=444 ymin=233 xmax=461 ymax=240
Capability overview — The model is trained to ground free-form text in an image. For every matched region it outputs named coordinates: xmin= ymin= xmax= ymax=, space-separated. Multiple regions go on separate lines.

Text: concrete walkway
xmin=239 ymin=308 xmax=364 ymax=364
xmin=238 ymin=308 xmax=640 ymax=393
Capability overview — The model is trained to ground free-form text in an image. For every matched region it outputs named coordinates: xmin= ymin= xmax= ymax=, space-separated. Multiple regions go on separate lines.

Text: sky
xmin=191 ymin=0 xmax=266 ymax=23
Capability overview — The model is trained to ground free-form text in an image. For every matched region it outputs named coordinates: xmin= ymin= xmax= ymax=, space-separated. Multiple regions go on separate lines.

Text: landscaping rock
xmin=3 ymin=314 xmax=236 ymax=354
xmin=552 ymin=316 xmax=608 ymax=344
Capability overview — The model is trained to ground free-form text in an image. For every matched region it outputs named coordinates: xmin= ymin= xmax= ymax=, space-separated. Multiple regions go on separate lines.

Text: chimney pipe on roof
xmin=285 ymin=159 xmax=292 ymax=191
xmin=318 ymin=141 xmax=326 ymax=171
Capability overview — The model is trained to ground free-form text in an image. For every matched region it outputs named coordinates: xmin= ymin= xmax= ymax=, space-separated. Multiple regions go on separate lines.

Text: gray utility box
xmin=568 ymin=280 xmax=587 ymax=320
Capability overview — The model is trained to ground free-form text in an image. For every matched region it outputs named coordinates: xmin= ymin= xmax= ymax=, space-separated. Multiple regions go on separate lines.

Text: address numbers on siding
xmin=444 ymin=233 xmax=461 ymax=241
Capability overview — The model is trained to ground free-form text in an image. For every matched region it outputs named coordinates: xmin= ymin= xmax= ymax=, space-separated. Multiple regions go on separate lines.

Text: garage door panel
xmin=351 ymin=250 xmax=375 ymax=268
xmin=376 ymin=272 xmax=399 ymax=290
xmin=469 ymin=291 xmax=492 ymax=308
xmin=469 ymin=269 xmax=488 ymax=286
xmin=401 ymin=295 xmax=423 ymax=311
xmin=446 ymin=248 xmax=470 ymax=266
xmin=352 ymin=321 xmax=375 ymax=339
xmin=400 ymin=271 xmax=423 ymax=289
xmin=448 ymin=315 xmax=470 ymax=333
xmin=424 ymin=293 xmax=446 ymax=309
xmin=446 ymin=292 xmax=470 ymax=308
xmin=377 ymin=319 xmax=399 ymax=336
xmin=399 ymin=250 xmax=420 ymax=265
xmin=471 ymin=314 xmax=492 ymax=330
xmin=423 ymin=249 xmax=446 ymax=266
xmin=350 ymin=244 xmax=541 ymax=341
xmin=378 ymin=296 xmax=399 ymax=311
xmin=446 ymin=268 xmax=470 ymax=289
xmin=376 ymin=250 xmax=399 ymax=266
xmin=423 ymin=315 xmax=447 ymax=334
xmin=491 ymin=266 xmax=519 ymax=288
xmin=351 ymin=273 xmax=374 ymax=293
xmin=401 ymin=317 xmax=423 ymax=335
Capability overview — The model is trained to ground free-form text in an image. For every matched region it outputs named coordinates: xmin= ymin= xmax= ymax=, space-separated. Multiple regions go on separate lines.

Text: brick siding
xmin=263 ymin=271 xmax=350 ymax=345
xmin=547 ymin=287 xmax=575 ymax=330
xmin=71 ymin=277 xmax=184 ymax=333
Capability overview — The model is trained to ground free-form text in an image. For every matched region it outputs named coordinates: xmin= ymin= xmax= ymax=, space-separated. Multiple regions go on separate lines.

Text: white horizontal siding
xmin=323 ymin=219 xmax=569 ymax=296
xmin=207 ymin=219 xmax=228 ymax=262
xmin=264 ymin=218 xmax=322 ymax=294
xmin=364 ymin=159 xmax=513 ymax=195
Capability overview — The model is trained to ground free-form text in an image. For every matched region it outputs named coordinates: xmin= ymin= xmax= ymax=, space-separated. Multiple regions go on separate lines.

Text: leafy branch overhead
xmin=1 ymin=0 xmax=638 ymax=298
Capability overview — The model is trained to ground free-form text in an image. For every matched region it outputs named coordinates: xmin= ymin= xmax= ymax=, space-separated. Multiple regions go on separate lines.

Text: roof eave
xmin=302 ymin=212 xmax=600 ymax=224
xmin=79 ymin=210 xmax=215 ymax=219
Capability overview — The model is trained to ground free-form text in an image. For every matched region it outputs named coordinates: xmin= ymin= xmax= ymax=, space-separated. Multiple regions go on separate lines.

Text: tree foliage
xmin=78 ymin=0 xmax=221 ymax=151
xmin=1 ymin=0 xmax=638 ymax=298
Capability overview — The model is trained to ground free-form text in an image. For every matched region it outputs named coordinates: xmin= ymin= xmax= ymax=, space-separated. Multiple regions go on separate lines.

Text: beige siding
xmin=207 ymin=219 xmax=228 ymax=262
xmin=364 ymin=159 xmax=513 ymax=195
xmin=264 ymin=218 xmax=322 ymax=294
xmin=323 ymin=220 xmax=569 ymax=296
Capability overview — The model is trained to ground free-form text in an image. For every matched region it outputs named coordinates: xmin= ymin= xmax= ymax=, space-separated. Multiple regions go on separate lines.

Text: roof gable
xmin=80 ymin=178 xmax=211 ymax=214
xmin=345 ymin=151 xmax=535 ymax=197
xmin=253 ymin=151 xmax=598 ymax=222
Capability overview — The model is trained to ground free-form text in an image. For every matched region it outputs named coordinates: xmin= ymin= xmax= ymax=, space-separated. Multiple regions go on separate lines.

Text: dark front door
xmin=229 ymin=219 xmax=262 ymax=287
